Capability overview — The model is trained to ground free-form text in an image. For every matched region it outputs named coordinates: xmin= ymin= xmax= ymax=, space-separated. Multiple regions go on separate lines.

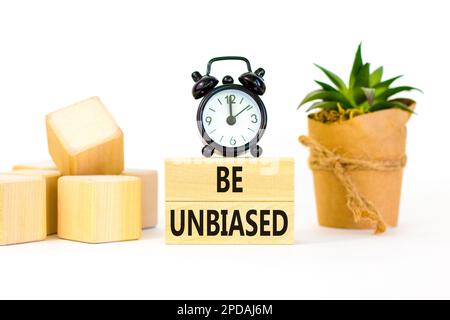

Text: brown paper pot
xmin=307 ymin=99 xmax=415 ymax=230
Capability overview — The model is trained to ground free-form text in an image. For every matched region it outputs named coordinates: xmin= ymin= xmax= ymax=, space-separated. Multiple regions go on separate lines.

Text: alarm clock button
xmin=222 ymin=75 xmax=234 ymax=84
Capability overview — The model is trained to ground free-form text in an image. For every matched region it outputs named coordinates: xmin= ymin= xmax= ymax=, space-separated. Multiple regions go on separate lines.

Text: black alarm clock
xmin=192 ymin=56 xmax=267 ymax=158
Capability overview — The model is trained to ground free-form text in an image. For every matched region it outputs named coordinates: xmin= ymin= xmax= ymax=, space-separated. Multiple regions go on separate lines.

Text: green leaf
xmin=314 ymin=80 xmax=337 ymax=92
xmin=314 ymin=64 xmax=347 ymax=91
xmin=349 ymin=43 xmax=363 ymax=89
xmin=298 ymin=89 xmax=351 ymax=109
xmin=370 ymin=67 xmax=383 ymax=87
xmin=376 ymin=86 xmax=422 ymax=101
xmin=355 ymin=63 xmax=371 ymax=88
xmin=351 ymin=64 xmax=371 ymax=105
xmin=358 ymin=101 xmax=371 ymax=113
xmin=374 ymin=76 xmax=404 ymax=97
xmin=306 ymin=101 xmax=338 ymax=112
xmin=370 ymin=101 xmax=414 ymax=113
xmin=299 ymin=90 xmax=322 ymax=108
xmin=375 ymin=75 xmax=403 ymax=89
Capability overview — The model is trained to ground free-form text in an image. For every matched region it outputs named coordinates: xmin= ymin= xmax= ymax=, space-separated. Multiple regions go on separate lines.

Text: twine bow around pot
xmin=299 ymin=135 xmax=407 ymax=234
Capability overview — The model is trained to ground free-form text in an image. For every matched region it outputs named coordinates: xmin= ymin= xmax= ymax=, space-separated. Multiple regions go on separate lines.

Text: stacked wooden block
xmin=0 ymin=175 xmax=47 ymax=245
xmin=1 ymin=97 xmax=158 ymax=245
xmin=165 ymin=158 xmax=295 ymax=244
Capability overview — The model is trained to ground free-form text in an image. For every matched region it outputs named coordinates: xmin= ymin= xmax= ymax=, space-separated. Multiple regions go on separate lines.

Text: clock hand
xmin=234 ymin=105 xmax=252 ymax=118
xmin=226 ymin=98 xmax=236 ymax=126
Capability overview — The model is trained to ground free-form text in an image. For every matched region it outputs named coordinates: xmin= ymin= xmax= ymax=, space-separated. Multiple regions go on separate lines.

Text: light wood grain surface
xmin=7 ymin=169 xmax=61 ymax=235
xmin=165 ymin=158 xmax=295 ymax=244
xmin=0 ymin=175 xmax=46 ymax=245
xmin=58 ymin=175 xmax=142 ymax=244
xmin=12 ymin=161 xmax=58 ymax=171
xmin=46 ymin=97 xmax=124 ymax=175
xmin=166 ymin=158 xmax=294 ymax=202
xmin=122 ymin=169 xmax=158 ymax=229
xmin=166 ymin=202 xmax=294 ymax=245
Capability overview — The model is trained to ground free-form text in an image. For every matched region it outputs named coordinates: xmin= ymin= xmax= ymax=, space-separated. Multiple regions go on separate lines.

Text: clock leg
xmin=251 ymin=145 xmax=263 ymax=158
xmin=202 ymin=145 xmax=215 ymax=158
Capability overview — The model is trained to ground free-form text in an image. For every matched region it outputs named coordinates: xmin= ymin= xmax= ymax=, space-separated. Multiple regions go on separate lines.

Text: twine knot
xmin=299 ymin=135 xmax=407 ymax=234
xmin=330 ymin=156 xmax=343 ymax=171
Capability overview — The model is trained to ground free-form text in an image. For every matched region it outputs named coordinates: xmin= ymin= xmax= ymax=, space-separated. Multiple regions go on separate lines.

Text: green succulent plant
xmin=298 ymin=44 xmax=420 ymax=119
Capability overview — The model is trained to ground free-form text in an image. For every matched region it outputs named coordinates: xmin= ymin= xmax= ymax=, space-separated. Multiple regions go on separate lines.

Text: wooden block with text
xmin=166 ymin=158 xmax=295 ymax=244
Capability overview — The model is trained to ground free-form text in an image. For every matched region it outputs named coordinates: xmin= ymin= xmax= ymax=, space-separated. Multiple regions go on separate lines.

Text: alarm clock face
xmin=198 ymin=85 xmax=267 ymax=153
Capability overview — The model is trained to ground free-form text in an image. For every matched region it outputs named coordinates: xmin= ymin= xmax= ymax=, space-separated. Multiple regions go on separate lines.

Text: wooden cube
xmin=165 ymin=158 xmax=295 ymax=245
xmin=13 ymin=161 xmax=58 ymax=171
xmin=122 ymin=169 xmax=158 ymax=229
xmin=8 ymin=169 xmax=61 ymax=235
xmin=0 ymin=175 xmax=46 ymax=245
xmin=58 ymin=176 xmax=142 ymax=244
xmin=166 ymin=158 xmax=295 ymax=202
xmin=46 ymin=97 xmax=124 ymax=175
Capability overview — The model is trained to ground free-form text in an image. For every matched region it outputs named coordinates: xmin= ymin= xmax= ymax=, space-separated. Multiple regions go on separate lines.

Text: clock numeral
xmin=225 ymin=95 xmax=236 ymax=105
xmin=205 ymin=116 xmax=212 ymax=125
xmin=251 ymin=114 xmax=258 ymax=123
xmin=230 ymin=137 xmax=236 ymax=146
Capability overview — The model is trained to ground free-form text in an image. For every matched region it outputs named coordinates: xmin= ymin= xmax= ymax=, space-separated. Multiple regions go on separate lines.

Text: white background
xmin=0 ymin=0 xmax=449 ymax=300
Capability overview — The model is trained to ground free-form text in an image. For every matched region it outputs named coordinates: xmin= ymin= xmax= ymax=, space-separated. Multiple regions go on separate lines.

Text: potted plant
xmin=298 ymin=44 xmax=420 ymax=234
